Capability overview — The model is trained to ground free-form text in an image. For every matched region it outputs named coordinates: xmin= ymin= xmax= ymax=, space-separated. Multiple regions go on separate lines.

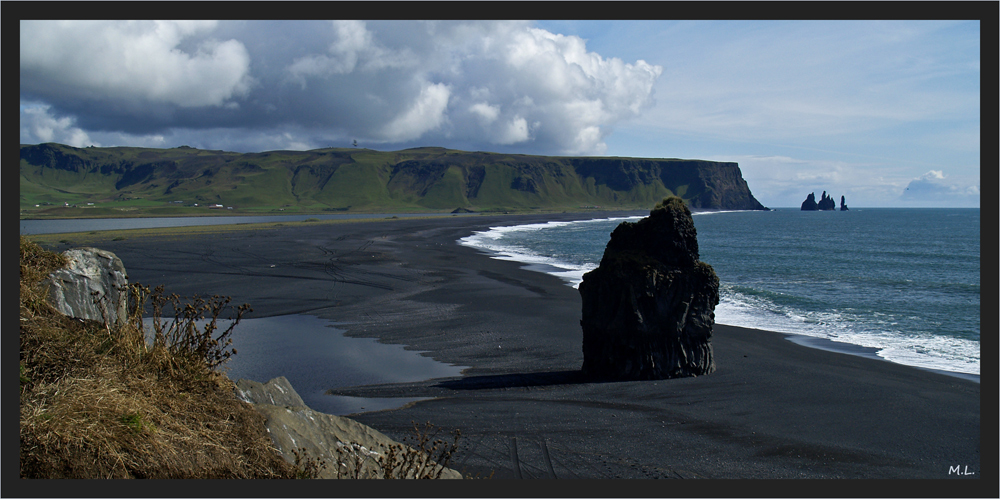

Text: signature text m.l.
xmin=948 ymin=465 xmax=975 ymax=476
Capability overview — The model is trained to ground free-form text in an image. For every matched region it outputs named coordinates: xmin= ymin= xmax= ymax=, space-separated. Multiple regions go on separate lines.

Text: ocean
xmin=459 ymin=208 xmax=981 ymax=378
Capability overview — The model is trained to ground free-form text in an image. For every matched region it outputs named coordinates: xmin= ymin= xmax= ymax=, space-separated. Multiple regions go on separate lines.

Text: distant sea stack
xmin=800 ymin=193 xmax=818 ymax=210
xmin=817 ymin=191 xmax=836 ymax=210
xmin=801 ymin=191 xmax=845 ymax=211
xmin=579 ymin=197 xmax=719 ymax=380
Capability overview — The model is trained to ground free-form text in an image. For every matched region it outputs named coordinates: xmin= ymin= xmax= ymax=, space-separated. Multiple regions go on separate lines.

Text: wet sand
xmin=83 ymin=212 xmax=984 ymax=493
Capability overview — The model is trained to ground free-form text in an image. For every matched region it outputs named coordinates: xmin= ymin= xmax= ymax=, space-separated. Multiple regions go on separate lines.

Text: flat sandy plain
xmin=38 ymin=212 xmax=987 ymax=496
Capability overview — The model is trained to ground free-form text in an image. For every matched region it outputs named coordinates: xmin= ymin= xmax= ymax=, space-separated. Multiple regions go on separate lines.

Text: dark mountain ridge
xmin=20 ymin=143 xmax=767 ymax=214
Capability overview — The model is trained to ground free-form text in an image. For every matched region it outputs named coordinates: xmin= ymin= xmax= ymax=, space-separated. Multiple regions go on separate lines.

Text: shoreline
xmin=456 ymin=213 xmax=981 ymax=382
xmin=72 ymin=213 xmax=981 ymax=481
xmin=27 ymin=209 xmax=980 ymax=381
xmin=782 ymin=333 xmax=981 ymax=383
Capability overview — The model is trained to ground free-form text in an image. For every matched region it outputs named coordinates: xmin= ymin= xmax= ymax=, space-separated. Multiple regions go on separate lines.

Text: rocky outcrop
xmin=43 ymin=248 xmax=129 ymax=325
xmin=801 ymin=193 xmax=818 ymax=210
xmin=235 ymin=377 xmax=462 ymax=479
xmin=840 ymin=196 xmax=849 ymax=211
xmin=801 ymin=191 xmax=842 ymax=211
xmin=578 ymin=197 xmax=719 ymax=380
xmin=235 ymin=376 xmax=307 ymax=408
xmin=817 ymin=191 xmax=836 ymax=210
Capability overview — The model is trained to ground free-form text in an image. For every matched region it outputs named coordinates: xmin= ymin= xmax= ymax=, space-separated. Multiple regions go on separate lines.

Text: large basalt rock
xmin=579 ymin=197 xmax=719 ymax=380
xmin=43 ymin=247 xmax=129 ymax=325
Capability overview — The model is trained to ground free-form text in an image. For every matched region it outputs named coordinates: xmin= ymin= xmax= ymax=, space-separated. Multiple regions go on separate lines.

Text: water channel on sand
xmin=146 ymin=314 xmax=467 ymax=415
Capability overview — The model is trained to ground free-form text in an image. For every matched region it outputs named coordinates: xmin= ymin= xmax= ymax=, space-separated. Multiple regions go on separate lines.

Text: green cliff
xmin=20 ymin=143 xmax=767 ymax=216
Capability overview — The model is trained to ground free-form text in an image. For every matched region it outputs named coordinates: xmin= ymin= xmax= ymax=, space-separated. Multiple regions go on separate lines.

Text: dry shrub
xmin=291 ymin=448 xmax=329 ymax=479
xmin=142 ymin=284 xmax=248 ymax=371
xmin=332 ymin=422 xmax=462 ymax=479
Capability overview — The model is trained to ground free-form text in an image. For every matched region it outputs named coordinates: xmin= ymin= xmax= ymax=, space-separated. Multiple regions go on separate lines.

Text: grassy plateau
xmin=20 ymin=143 xmax=766 ymax=219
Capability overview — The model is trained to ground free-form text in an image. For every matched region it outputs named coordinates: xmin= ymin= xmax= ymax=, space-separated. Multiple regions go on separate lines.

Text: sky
xmin=19 ymin=19 xmax=982 ymax=208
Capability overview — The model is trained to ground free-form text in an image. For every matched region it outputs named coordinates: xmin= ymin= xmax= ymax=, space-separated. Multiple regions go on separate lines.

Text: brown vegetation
xmin=19 ymin=235 xmax=297 ymax=478
xmin=19 ymin=236 xmax=470 ymax=480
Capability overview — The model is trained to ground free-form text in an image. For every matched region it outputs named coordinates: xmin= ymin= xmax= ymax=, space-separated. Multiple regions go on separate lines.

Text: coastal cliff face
xmin=20 ymin=143 xmax=768 ymax=213
xmin=579 ymin=197 xmax=719 ymax=380
xmin=568 ymin=158 xmax=766 ymax=210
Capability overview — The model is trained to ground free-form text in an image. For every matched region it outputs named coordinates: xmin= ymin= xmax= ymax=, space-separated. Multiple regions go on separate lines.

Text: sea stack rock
xmin=801 ymin=193 xmax=819 ymax=210
xmin=579 ymin=197 xmax=719 ymax=380
xmin=817 ymin=191 xmax=836 ymax=211
xmin=840 ymin=196 xmax=849 ymax=211
xmin=802 ymin=191 xmax=840 ymax=211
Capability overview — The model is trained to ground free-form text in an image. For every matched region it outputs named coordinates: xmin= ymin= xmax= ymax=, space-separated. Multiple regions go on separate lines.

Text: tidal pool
xmin=146 ymin=314 xmax=466 ymax=415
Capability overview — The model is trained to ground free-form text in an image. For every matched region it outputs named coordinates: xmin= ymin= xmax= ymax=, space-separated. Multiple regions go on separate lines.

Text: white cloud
xmin=484 ymin=27 xmax=662 ymax=153
xmin=20 ymin=20 xmax=252 ymax=108
xmin=571 ymin=126 xmax=605 ymax=155
xmin=20 ymin=105 xmax=96 ymax=148
xmin=282 ymin=21 xmax=662 ymax=153
xmin=286 ymin=20 xmax=414 ymax=84
xmin=18 ymin=20 xmax=662 ymax=154
xmin=900 ymin=170 xmax=980 ymax=206
xmin=495 ymin=117 xmax=530 ymax=145
xmin=380 ymin=82 xmax=451 ymax=142
xmin=281 ymin=132 xmax=314 ymax=151
xmin=20 ymin=103 xmax=188 ymax=149
xmin=469 ymin=102 xmax=500 ymax=125
xmin=327 ymin=20 xmax=370 ymax=73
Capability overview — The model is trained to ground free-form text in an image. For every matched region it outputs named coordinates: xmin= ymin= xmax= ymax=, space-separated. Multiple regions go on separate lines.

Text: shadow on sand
xmin=433 ymin=370 xmax=598 ymax=390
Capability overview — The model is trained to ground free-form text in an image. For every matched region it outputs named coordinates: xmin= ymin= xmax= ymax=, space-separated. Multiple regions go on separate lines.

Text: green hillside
xmin=20 ymin=143 xmax=767 ymax=218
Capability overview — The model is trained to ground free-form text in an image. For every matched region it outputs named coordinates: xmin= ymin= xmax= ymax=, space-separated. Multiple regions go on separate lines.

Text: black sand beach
xmin=81 ymin=213 xmax=983 ymax=491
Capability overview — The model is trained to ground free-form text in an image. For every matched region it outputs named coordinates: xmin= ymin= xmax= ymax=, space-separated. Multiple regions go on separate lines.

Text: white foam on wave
xmin=458 ymin=215 xmax=979 ymax=377
xmin=459 ymin=217 xmax=637 ymax=288
xmin=547 ymin=267 xmax=596 ymax=288
xmin=716 ymin=290 xmax=980 ymax=375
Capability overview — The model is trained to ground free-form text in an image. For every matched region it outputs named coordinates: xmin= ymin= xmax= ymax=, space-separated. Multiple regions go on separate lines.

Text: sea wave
xmin=715 ymin=287 xmax=980 ymax=375
xmin=458 ymin=215 xmax=980 ymax=377
xmin=458 ymin=217 xmax=637 ymax=287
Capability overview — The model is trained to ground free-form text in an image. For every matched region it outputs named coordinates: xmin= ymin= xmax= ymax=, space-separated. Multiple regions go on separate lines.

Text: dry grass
xmin=19 ymin=235 xmax=297 ymax=479
xmin=19 ymin=235 xmax=469 ymax=479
